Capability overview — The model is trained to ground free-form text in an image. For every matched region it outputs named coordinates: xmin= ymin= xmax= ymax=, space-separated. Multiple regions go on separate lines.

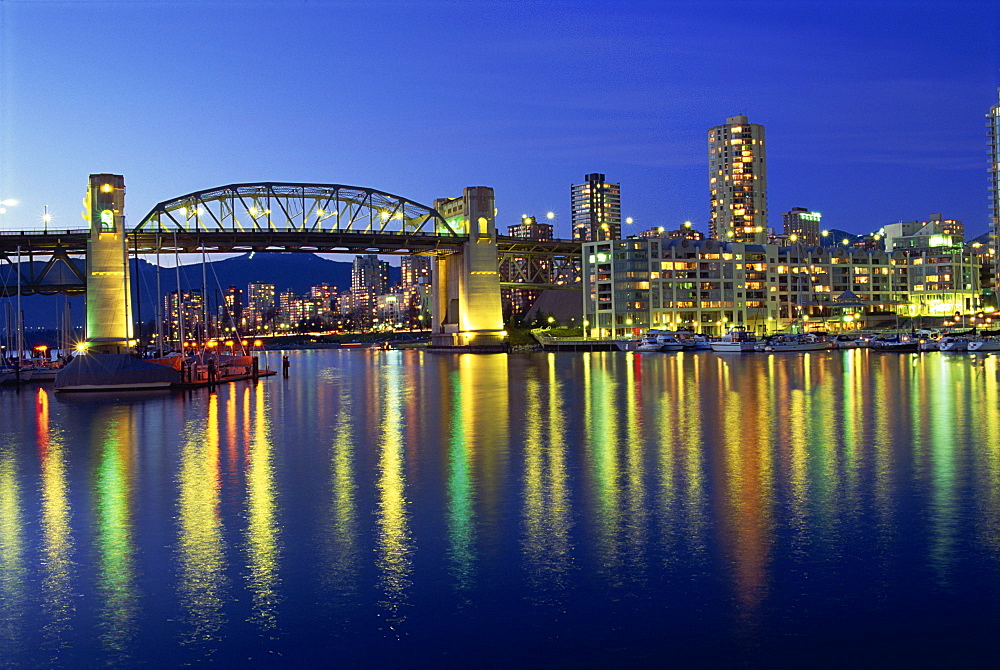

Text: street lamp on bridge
xmin=0 ymin=198 xmax=17 ymax=230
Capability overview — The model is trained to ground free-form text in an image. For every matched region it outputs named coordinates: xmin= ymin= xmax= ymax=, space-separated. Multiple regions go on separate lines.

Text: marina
xmin=1 ymin=348 xmax=999 ymax=667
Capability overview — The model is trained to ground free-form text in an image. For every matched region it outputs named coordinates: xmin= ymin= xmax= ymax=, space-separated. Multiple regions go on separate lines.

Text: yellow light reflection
xmin=36 ymin=388 xmax=76 ymax=649
xmin=177 ymin=392 xmax=228 ymax=648
xmin=322 ymin=393 xmax=359 ymax=597
xmin=583 ymin=352 xmax=623 ymax=581
xmin=0 ymin=444 xmax=27 ymax=649
xmin=717 ymin=361 xmax=774 ymax=618
xmin=376 ymin=364 xmax=412 ymax=631
xmin=246 ymin=382 xmax=281 ymax=629
xmin=522 ymin=356 xmax=572 ymax=597
xmin=94 ymin=404 xmax=139 ymax=658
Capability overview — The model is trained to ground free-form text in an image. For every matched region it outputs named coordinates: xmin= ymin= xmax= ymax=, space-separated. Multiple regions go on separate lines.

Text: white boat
xmin=757 ymin=334 xmax=831 ymax=352
xmin=918 ymin=337 xmax=940 ymax=352
xmin=615 ymin=339 xmax=641 ymax=352
xmin=832 ymin=335 xmax=862 ymax=349
xmin=710 ymin=328 xmax=758 ymax=353
xmin=967 ymin=336 xmax=1000 ymax=352
xmin=636 ymin=334 xmax=663 ymax=352
xmin=680 ymin=334 xmax=713 ymax=350
xmin=937 ymin=336 xmax=969 ymax=352
xmin=654 ymin=334 xmax=685 ymax=351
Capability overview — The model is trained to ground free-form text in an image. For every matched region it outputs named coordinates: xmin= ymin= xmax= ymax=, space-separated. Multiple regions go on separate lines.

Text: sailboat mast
xmin=156 ymin=230 xmax=163 ymax=357
xmin=15 ymin=245 xmax=22 ymax=379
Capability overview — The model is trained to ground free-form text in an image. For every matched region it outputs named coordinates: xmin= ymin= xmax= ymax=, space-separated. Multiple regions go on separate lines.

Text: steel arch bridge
xmin=0 ymin=180 xmax=581 ymax=296
xmin=131 ymin=182 xmax=467 ymax=255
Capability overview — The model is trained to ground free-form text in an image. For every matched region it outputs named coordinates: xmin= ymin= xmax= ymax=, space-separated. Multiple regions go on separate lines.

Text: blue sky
xmin=1 ymin=0 xmax=998 ymax=242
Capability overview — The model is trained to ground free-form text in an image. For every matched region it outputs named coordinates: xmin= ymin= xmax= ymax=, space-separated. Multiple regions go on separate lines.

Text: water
xmin=1 ymin=348 xmax=999 ymax=668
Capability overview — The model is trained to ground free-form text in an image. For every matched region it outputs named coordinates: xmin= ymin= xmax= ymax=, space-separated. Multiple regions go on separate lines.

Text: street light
xmin=0 ymin=198 xmax=17 ymax=230
xmin=42 ymin=205 xmax=52 ymax=233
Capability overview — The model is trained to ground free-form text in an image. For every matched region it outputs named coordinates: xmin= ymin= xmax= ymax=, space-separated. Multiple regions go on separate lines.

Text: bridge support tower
xmin=84 ymin=173 xmax=134 ymax=354
xmin=431 ymin=187 xmax=506 ymax=349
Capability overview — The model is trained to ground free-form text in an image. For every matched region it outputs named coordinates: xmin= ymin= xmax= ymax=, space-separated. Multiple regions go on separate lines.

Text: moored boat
xmin=615 ymin=339 xmax=641 ymax=352
xmin=636 ymin=334 xmax=663 ymax=352
xmin=710 ymin=328 xmax=758 ymax=353
xmin=54 ymin=354 xmax=180 ymax=392
xmin=937 ymin=336 xmax=969 ymax=352
xmin=872 ymin=334 xmax=919 ymax=352
xmin=967 ymin=336 xmax=1000 ymax=352
xmin=679 ymin=334 xmax=713 ymax=350
xmin=757 ymin=334 xmax=831 ymax=352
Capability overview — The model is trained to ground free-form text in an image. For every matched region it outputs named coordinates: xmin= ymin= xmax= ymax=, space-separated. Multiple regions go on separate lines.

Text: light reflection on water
xmin=1 ymin=349 xmax=1000 ymax=666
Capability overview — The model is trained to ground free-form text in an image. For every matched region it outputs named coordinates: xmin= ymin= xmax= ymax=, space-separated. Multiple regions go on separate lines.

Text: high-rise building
xmin=782 ymin=207 xmax=822 ymax=246
xmin=709 ymin=115 xmax=767 ymax=244
xmin=988 ymin=89 xmax=1000 ymax=289
xmin=351 ymin=254 xmax=389 ymax=296
xmin=400 ymin=256 xmax=432 ymax=288
xmin=571 ymin=173 xmax=621 ymax=242
xmin=310 ymin=284 xmax=335 ymax=319
xmin=246 ymin=283 xmax=275 ymax=334
xmin=163 ymin=289 xmax=205 ymax=344
xmin=638 ymin=222 xmax=705 ymax=241
xmin=508 ymin=215 xmax=554 ymax=241
xmin=220 ymin=286 xmax=243 ymax=336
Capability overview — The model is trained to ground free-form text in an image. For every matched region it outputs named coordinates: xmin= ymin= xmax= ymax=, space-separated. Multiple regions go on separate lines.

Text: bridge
xmin=0 ymin=175 xmax=581 ymax=350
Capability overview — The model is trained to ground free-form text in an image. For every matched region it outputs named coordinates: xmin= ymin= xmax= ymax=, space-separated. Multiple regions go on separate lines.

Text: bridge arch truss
xmin=131 ymin=182 xmax=465 ymax=255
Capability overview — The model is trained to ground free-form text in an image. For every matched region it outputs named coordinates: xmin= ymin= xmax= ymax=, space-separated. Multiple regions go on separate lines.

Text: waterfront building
xmin=582 ymin=237 xmax=985 ymax=337
xmin=882 ymin=214 xmax=963 ymax=251
xmin=709 ymin=115 xmax=767 ymax=244
xmin=782 ymin=207 xmax=821 ymax=246
xmin=571 ymin=173 xmax=621 ymax=242
xmin=989 ymin=88 xmax=1000 ymax=289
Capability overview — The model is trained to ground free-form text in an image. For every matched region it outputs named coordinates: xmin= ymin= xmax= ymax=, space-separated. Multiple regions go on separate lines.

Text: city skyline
xmin=0 ymin=1 xmax=998 ymax=241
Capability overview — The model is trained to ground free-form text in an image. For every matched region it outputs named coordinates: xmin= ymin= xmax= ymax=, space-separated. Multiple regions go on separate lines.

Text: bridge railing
xmin=0 ymin=228 xmax=90 ymax=236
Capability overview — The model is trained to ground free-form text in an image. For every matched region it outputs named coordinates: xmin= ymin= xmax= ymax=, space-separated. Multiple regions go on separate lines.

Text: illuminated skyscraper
xmin=709 ymin=115 xmax=767 ymax=243
xmin=782 ymin=207 xmax=821 ymax=246
xmin=351 ymin=254 xmax=389 ymax=295
xmin=988 ymin=89 xmax=1000 ymax=289
xmin=571 ymin=173 xmax=621 ymax=242
xmin=246 ymin=283 xmax=275 ymax=333
xmin=400 ymin=256 xmax=432 ymax=288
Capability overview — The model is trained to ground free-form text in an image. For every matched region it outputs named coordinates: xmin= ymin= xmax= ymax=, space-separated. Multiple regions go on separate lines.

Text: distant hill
xmin=2 ymin=253 xmax=400 ymax=330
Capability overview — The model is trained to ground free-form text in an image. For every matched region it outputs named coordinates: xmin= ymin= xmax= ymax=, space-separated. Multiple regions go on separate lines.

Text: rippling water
xmin=1 ymin=349 xmax=999 ymax=668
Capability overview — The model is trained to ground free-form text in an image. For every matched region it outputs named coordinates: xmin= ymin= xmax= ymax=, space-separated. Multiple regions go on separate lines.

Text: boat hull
xmin=759 ymin=342 xmax=830 ymax=352
xmin=710 ymin=342 xmax=757 ymax=352
xmin=968 ymin=339 xmax=1000 ymax=352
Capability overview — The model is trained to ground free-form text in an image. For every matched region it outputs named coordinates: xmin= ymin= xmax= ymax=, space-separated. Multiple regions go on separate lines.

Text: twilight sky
xmin=1 ymin=0 xmax=998 ymax=242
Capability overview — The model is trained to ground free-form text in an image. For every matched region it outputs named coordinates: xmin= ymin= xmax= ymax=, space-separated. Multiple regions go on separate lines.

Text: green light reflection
xmin=94 ymin=405 xmax=138 ymax=659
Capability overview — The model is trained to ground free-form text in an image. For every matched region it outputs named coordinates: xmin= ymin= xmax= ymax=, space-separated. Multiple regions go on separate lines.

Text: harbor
xmin=2 ymin=348 xmax=999 ymax=668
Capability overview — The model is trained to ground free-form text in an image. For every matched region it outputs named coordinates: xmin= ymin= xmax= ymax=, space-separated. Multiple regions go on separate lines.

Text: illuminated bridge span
xmin=132 ymin=182 xmax=466 ymax=254
xmin=0 ymin=176 xmax=581 ymax=350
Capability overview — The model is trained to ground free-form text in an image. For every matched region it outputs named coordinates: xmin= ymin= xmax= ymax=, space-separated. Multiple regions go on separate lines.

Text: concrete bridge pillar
xmin=84 ymin=173 xmax=134 ymax=354
xmin=431 ymin=187 xmax=505 ymax=349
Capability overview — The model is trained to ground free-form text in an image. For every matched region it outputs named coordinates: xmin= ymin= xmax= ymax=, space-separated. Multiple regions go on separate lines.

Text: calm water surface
xmin=1 ymin=349 xmax=999 ymax=668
